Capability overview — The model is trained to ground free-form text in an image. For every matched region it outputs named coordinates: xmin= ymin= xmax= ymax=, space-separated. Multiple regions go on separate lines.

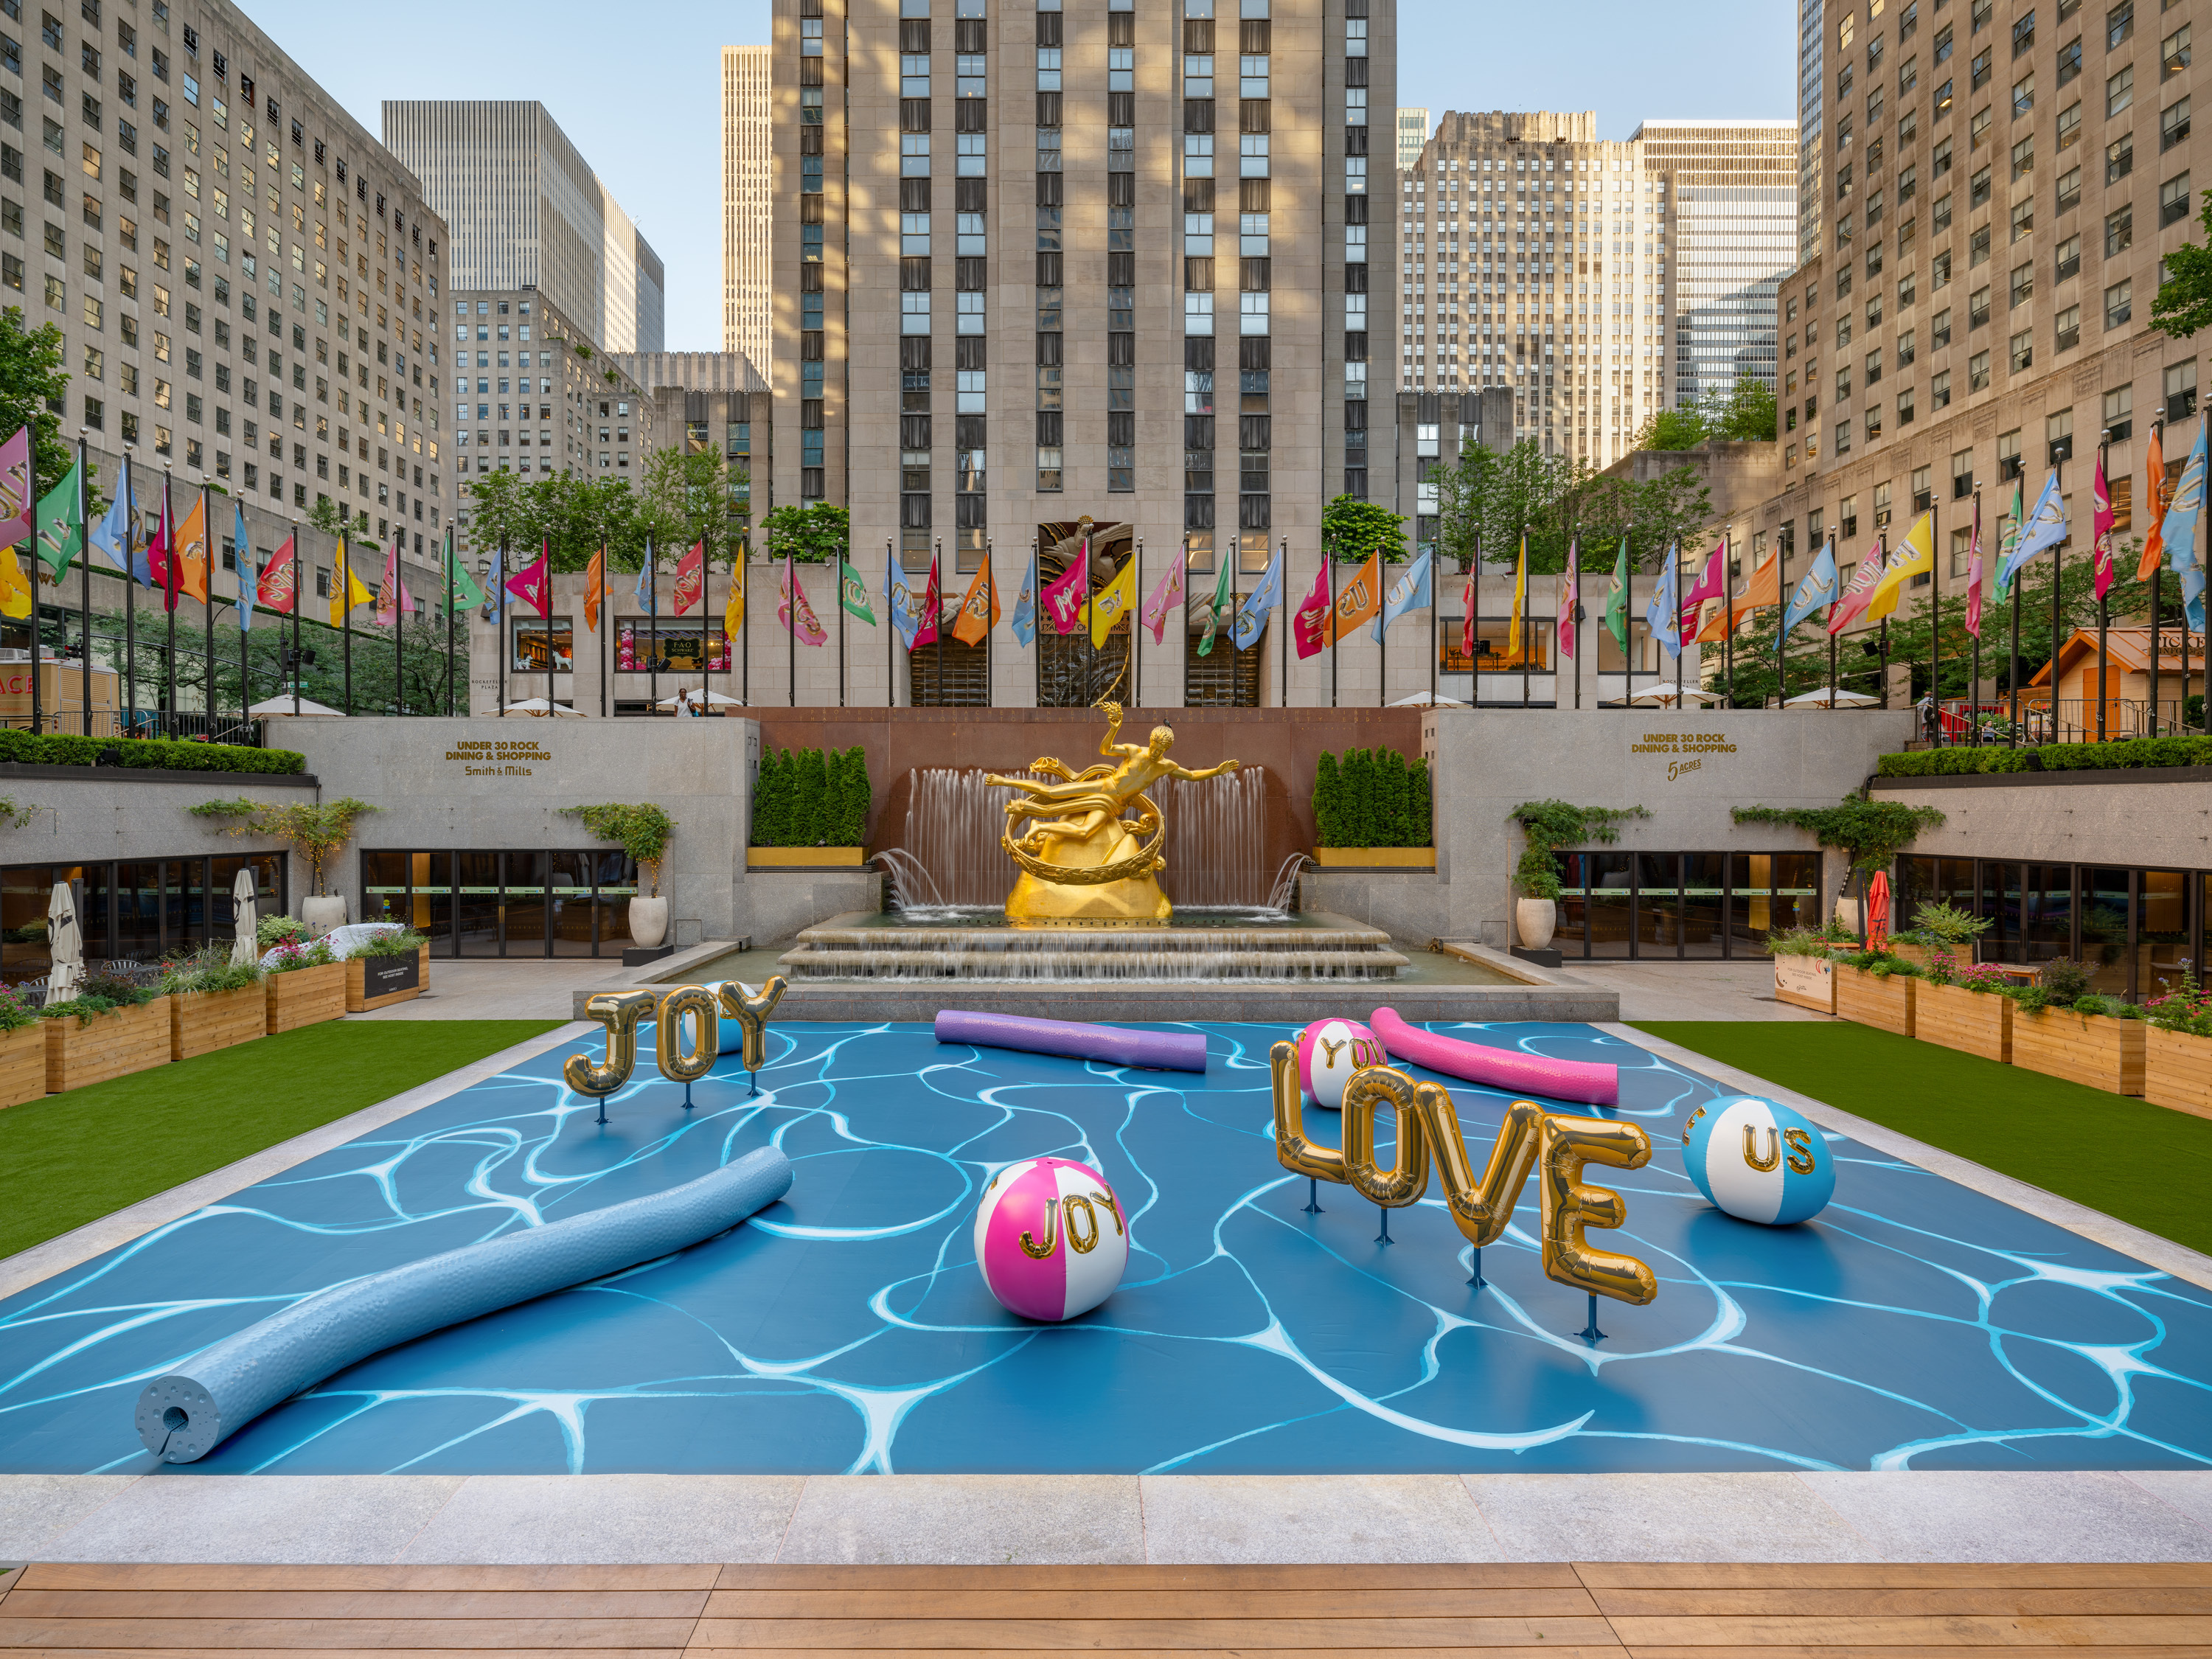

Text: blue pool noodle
xmin=134 ymin=1147 xmax=793 ymax=1464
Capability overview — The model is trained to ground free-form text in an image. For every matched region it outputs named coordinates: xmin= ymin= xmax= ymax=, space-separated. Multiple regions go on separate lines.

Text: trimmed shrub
xmin=1877 ymin=736 xmax=2212 ymax=777
xmin=1875 ymin=747 xmax=2035 ymax=776
xmin=752 ymin=746 xmax=871 ymax=847
xmin=0 ymin=728 xmax=305 ymax=773
xmin=1311 ymin=746 xmax=1432 ymax=849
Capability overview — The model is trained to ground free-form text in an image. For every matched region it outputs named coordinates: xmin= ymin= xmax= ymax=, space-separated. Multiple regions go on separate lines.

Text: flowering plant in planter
xmin=2146 ymin=970 xmax=2212 ymax=1037
xmin=1952 ymin=963 xmax=2012 ymax=994
xmin=1767 ymin=919 xmax=1856 ymax=956
xmin=264 ymin=938 xmax=337 ymax=975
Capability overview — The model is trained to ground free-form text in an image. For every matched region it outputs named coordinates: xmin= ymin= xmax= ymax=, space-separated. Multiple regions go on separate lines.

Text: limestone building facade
xmin=723 ymin=46 xmax=774 ymax=372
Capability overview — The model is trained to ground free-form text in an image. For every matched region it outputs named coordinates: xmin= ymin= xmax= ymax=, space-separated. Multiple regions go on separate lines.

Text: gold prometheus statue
xmin=987 ymin=699 xmax=1239 ymax=925
xmin=1270 ymin=1043 xmax=1659 ymax=1307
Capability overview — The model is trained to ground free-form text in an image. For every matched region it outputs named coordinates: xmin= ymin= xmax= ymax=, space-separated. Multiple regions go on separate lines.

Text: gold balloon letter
xmin=655 ymin=985 xmax=720 ymax=1085
xmin=1270 ymin=1040 xmax=1658 ymax=1307
xmin=565 ymin=989 xmax=657 ymax=1098
xmin=714 ymin=975 xmax=789 ymax=1074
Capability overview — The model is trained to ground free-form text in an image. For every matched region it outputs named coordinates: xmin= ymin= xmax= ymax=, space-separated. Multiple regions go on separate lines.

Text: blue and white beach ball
xmin=1681 ymin=1096 xmax=1835 ymax=1225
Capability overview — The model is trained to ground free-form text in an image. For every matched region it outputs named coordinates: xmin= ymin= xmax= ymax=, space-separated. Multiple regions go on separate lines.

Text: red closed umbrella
xmin=1866 ymin=869 xmax=1891 ymax=950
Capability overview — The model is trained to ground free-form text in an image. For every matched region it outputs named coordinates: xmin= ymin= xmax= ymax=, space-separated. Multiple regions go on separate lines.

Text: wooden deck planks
xmin=709 ymin=1568 xmax=1588 ymax=1591
xmin=697 ymin=1590 xmax=1604 ymax=1619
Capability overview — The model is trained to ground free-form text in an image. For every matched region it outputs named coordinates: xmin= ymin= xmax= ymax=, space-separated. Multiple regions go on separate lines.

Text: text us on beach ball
xmin=973 ymin=1156 xmax=1130 ymax=1322
xmin=1295 ymin=1018 xmax=1385 ymax=1110
xmin=1682 ymin=1096 xmax=1836 ymax=1225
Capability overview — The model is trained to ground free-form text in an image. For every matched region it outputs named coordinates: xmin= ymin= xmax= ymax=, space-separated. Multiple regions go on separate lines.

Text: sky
xmin=261 ymin=0 xmax=1795 ymax=354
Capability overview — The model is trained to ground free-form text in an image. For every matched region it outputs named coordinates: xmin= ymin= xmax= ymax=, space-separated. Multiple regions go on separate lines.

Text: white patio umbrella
xmin=248 ymin=695 xmax=347 ymax=716
xmin=1782 ymin=685 xmax=1882 ymax=707
xmin=229 ymin=866 xmax=260 ymax=968
xmin=501 ymin=697 xmax=585 ymax=717
xmin=1627 ymin=685 xmax=1722 ymax=706
xmin=654 ymin=689 xmax=748 ymax=710
xmin=46 ymin=880 xmax=83 ymax=1003
xmin=1386 ymin=691 xmax=1468 ymax=708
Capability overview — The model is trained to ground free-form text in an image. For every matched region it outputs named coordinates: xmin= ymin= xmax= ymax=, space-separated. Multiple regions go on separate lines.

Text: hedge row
xmin=0 ymin=728 xmax=306 ymax=773
xmin=1877 ymin=734 xmax=2212 ymax=777
xmin=752 ymin=746 xmax=871 ymax=847
xmin=1312 ymin=747 xmax=1433 ymax=849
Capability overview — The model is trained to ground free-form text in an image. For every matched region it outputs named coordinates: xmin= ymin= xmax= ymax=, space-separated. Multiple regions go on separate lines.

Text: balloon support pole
xmin=681 ymin=1081 xmax=695 ymax=1112
xmin=748 ymin=1070 xmax=759 ymax=1099
xmin=1303 ymin=1178 xmax=1322 ymax=1215
xmin=594 ymin=1099 xmax=610 ymax=1127
xmin=1577 ymin=1293 xmax=1607 ymax=1345
xmin=1468 ymin=1248 xmax=1485 ymax=1290
xmin=1375 ymin=1206 xmax=1392 ymax=1246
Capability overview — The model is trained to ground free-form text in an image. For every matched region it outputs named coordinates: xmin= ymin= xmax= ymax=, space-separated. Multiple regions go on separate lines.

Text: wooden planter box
xmin=2143 ymin=1026 xmax=2212 ymax=1119
xmin=265 ymin=961 xmax=347 ymax=1034
xmin=1773 ymin=954 xmax=1837 ymax=1014
xmin=45 ymin=996 xmax=173 ymax=1093
xmin=347 ymin=946 xmax=429 ymax=1012
xmin=747 ymin=846 xmax=866 ymax=868
xmin=1313 ymin=847 xmax=1436 ymax=868
xmin=0 ymin=1020 xmax=47 ymax=1107
xmin=1836 ymin=964 xmax=1916 ymax=1037
xmin=1914 ymin=980 xmax=2013 ymax=1063
xmin=171 ymin=984 xmax=267 ymax=1061
xmin=2011 ymin=1006 xmax=2147 ymax=1096
xmin=1888 ymin=941 xmax=1933 ymax=968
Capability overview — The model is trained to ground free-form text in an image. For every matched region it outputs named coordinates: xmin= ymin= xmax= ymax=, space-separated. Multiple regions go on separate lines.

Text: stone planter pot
xmin=1836 ymin=964 xmax=1916 ymax=1037
xmin=2145 ymin=1026 xmax=2212 ymax=1119
xmin=0 ymin=1020 xmax=48 ymax=1107
xmin=265 ymin=961 xmax=348 ymax=1034
xmin=301 ymin=894 xmax=348 ymax=939
xmin=45 ymin=997 xmax=173 ymax=1093
xmin=628 ymin=894 xmax=669 ymax=948
xmin=1773 ymin=953 xmax=1837 ymax=1014
xmin=1914 ymin=981 xmax=2012 ymax=1063
xmin=347 ymin=945 xmax=429 ymax=1013
xmin=171 ymin=984 xmax=267 ymax=1062
xmin=2011 ymin=1005 xmax=2146 ymax=1096
xmin=1514 ymin=898 xmax=1557 ymax=951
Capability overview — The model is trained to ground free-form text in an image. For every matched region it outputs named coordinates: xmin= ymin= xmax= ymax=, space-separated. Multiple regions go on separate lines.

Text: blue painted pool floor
xmin=2 ymin=1021 xmax=2208 ymax=1477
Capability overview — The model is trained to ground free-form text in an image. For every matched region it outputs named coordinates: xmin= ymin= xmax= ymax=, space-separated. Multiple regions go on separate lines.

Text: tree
xmin=464 ymin=467 xmax=533 ymax=560
xmin=639 ymin=447 xmax=740 ymax=566
xmin=1630 ymin=374 xmax=1778 ymax=449
xmin=1321 ymin=494 xmax=1410 ymax=563
xmin=306 ymin=494 xmax=369 ymax=543
xmin=0 ymin=306 xmax=74 ymax=492
xmin=1430 ymin=436 xmax=1710 ymax=577
xmin=2152 ymin=187 xmax=2212 ymax=338
xmin=759 ymin=501 xmax=851 ymax=565
xmin=1635 ymin=406 xmax=1709 ymax=451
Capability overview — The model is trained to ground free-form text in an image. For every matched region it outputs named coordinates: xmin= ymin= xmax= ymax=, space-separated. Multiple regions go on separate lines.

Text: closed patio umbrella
xmin=46 ymin=880 xmax=83 ymax=1003
xmin=230 ymin=866 xmax=259 ymax=968
xmin=1865 ymin=869 xmax=1891 ymax=951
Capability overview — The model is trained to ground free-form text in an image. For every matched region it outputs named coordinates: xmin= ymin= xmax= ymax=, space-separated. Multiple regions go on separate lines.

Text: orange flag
xmin=584 ymin=546 xmax=605 ymax=633
xmin=2137 ymin=424 xmax=2171 ymax=581
xmin=174 ymin=494 xmax=209 ymax=602
xmin=1326 ymin=552 xmax=1383 ymax=643
xmin=951 ymin=556 xmax=999 ymax=646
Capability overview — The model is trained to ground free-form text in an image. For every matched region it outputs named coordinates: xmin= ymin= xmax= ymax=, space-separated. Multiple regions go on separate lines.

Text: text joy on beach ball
xmin=1295 ymin=1018 xmax=1385 ymax=1110
xmin=973 ymin=1155 xmax=1130 ymax=1322
xmin=1681 ymin=1095 xmax=1836 ymax=1225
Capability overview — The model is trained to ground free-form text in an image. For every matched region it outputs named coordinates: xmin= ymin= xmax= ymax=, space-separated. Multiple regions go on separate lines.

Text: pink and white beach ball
xmin=973 ymin=1156 xmax=1130 ymax=1322
xmin=1295 ymin=1018 xmax=1385 ymax=1110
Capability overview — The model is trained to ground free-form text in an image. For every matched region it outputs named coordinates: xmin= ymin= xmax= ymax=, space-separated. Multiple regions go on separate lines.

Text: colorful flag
xmin=1992 ymin=479 xmax=2024 ymax=599
xmin=1555 ymin=541 xmax=1578 ymax=658
xmin=445 ymin=531 xmax=486 ymax=611
xmin=1231 ymin=545 xmax=1281 ymax=651
xmin=1327 ymin=552 xmax=1383 ymax=644
xmin=502 ymin=545 xmax=549 ymax=618
xmin=1781 ymin=536 xmax=1838 ymax=639
xmin=1965 ymin=504 xmax=1985 ymax=639
xmin=1725 ymin=541 xmax=1781 ymax=636
xmin=1196 ymin=550 xmax=1234 ymax=656
xmin=232 ymin=503 xmax=254 ymax=630
xmin=781 ymin=556 xmax=829 ymax=645
xmin=838 ymin=557 xmax=877 ymax=625
xmin=257 ymin=533 xmax=299 ymax=614
xmin=1507 ymin=536 xmax=1528 ymax=658
xmin=633 ymin=545 xmax=654 ymax=615
xmin=1644 ymin=542 xmax=1681 ymax=660
xmin=171 ymin=494 xmax=209 ymax=603
xmin=1040 ymin=548 xmax=1088 ymax=636
xmin=375 ymin=539 xmax=415 ymax=627
xmin=2137 ymin=423 xmax=2172 ymax=582
xmin=1142 ymin=552 xmax=1184 ymax=645
xmin=32 ymin=458 xmax=80 ymax=580
xmin=1009 ymin=547 xmax=1037 ymax=646
xmin=2002 ymin=472 xmax=2069 ymax=584
xmin=88 ymin=455 xmax=132 ymax=574
xmin=330 ymin=538 xmax=375 ymax=624
xmin=1461 ymin=568 xmax=1477 ymax=662
xmin=1376 ymin=547 xmax=1432 ymax=644
xmin=0 ymin=426 xmax=32 ymax=552
xmin=726 ymin=554 xmax=748 ymax=643
xmin=482 ymin=545 xmax=505 ymax=623
xmin=1293 ymin=560 xmax=1332 ymax=659
xmin=1605 ymin=536 xmax=1630 ymax=656
xmin=1678 ymin=535 xmax=1726 ymax=629
xmin=1827 ymin=540 xmax=1887 ymax=635
xmin=1865 ymin=510 xmax=1935 ymax=620
xmin=1090 ymin=554 xmax=1136 ymax=648
xmin=914 ymin=545 xmax=942 ymax=648
xmin=2092 ymin=451 xmax=2116 ymax=601
xmin=0 ymin=544 xmax=31 ymax=619
xmin=583 ymin=548 xmax=605 ymax=633
xmin=2164 ymin=419 xmax=2208 ymax=632
xmin=142 ymin=489 xmax=171 ymax=602
xmin=669 ymin=539 xmax=705 ymax=615
xmin=883 ymin=547 xmax=922 ymax=649
xmin=950 ymin=556 xmax=998 ymax=647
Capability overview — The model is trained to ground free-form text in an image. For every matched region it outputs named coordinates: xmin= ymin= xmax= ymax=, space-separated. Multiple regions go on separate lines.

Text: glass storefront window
xmin=360 ymin=849 xmax=640 ymax=959
xmin=510 ymin=616 xmax=575 ymax=675
xmin=2080 ymin=867 xmax=2131 ymax=993
xmin=1 ymin=856 xmax=288 ymax=981
xmin=2139 ymin=869 xmax=2191 ymax=1000
xmin=2023 ymin=863 xmax=2073 ymax=963
xmin=456 ymin=852 xmax=501 ymax=956
xmin=502 ymin=852 xmax=549 ymax=954
xmin=1682 ymin=853 xmax=1728 ymax=958
xmin=549 ymin=852 xmax=596 ymax=956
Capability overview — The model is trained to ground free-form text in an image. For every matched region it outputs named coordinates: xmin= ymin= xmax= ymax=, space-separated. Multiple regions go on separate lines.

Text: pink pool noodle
xmin=1368 ymin=1006 xmax=1618 ymax=1106
xmin=934 ymin=1010 xmax=1209 ymax=1073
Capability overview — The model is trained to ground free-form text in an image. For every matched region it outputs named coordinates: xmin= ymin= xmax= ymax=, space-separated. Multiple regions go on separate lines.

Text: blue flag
xmin=1232 ymin=547 xmax=1283 ymax=651
xmin=1779 ymin=535 xmax=1837 ymax=642
xmin=2001 ymin=472 xmax=2069 ymax=585
xmin=1372 ymin=547 xmax=1432 ymax=643
xmin=1010 ymin=546 xmax=1038 ymax=647
xmin=233 ymin=501 xmax=254 ymax=630
xmin=482 ymin=545 xmax=504 ymax=623
xmin=2165 ymin=419 xmax=2208 ymax=631
xmin=633 ymin=543 xmax=655 ymax=617
xmin=87 ymin=453 xmax=133 ymax=573
xmin=1644 ymin=542 xmax=1682 ymax=660
xmin=883 ymin=546 xmax=922 ymax=649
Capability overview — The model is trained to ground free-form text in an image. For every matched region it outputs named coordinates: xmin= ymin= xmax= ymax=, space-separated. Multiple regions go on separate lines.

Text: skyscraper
xmin=723 ymin=46 xmax=775 ymax=369
xmin=1632 ymin=119 xmax=1798 ymax=408
xmin=383 ymin=101 xmax=666 ymax=355
xmin=1397 ymin=107 xmax=1429 ymax=175
xmin=1796 ymin=0 xmax=1825 ymax=263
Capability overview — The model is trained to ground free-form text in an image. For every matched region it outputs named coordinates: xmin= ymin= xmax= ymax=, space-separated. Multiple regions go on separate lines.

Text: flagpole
xmin=342 ymin=536 xmax=355 ymax=717
xmin=1970 ymin=489 xmax=1983 ymax=741
xmin=2051 ymin=454 xmax=2065 ymax=742
xmin=1929 ymin=494 xmax=1942 ymax=744
xmin=23 ymin=434 xmax=35 ymax=737
xmin=1775 ymin=524 xmax=1788 ymax=707
xmin=598 ymin=545 xmax=608 ymax=720
xmin=237 ymin=526 xmax=250 ymax=731
xmin=2096 ymin=430 xmax=2110 ymax=741
xmin=887 ymin=539 xmax=895 ymax=709
xmin=1722 ymin=524 xmax=1733 ymax=709
xmin=1471 ymin=527 xmax=1480 ymax=706
xmin=1876 ymin=529 xmax=1889 ymax=711
xmin=1278 ymin=535 xmax=1288 ymax=708
xmin=498 ymin=535 xmax=508 ymax=719
xmin=786 ymin=554 xmax=796 ymax=708
xmin=984 ymin=538 xmax=995 ymax=708
xmin=1520 ymin=526 xmax=1530 ymax=711
xmin=1228 ymin=535 xmax=1240 ymax=707
xmin=448 ymin=532 xmax=459 ymax=717
xmin=393 ymin=522 xmax=405 ymax=717
xmin=2147 ymin=425 xmax=2162 ymax=735
xmin=1328 ymin=532 xmax=1337 ymax=709
xmin=740 ymin=542 xmax=750 ymax=706
xmin=199 ymin=477 xmax=214 ymax=730
xmin=838 ymin=539 xmax=848 ymax=709
xmin=162 ymin=467 xmax=176 ymax=728
xmin=1428 ymin=546 xmax=1437 ymax=708
xmin=1133 ymin=536 xmax=1142 ymax=709
xmin=290 ymin=518 xmax=300 ymax=719
xmin=933 ymin=536 xmax=944 ymax=707
xmin=1674 ymin=540 xmax=1683 ymax=709
xmin=1571 ymin=541 xmax=1581 ymax=712
xmin=75 ymin=433 xmax=88 ymax=737
xmin=1377 ymin=546 xmax=1387 ymax=710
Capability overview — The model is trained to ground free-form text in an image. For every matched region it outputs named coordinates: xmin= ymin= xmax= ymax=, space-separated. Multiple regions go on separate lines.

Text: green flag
xmin=32 ymin=459 xmax=82 ymax=579
xmin=1194 ymin=554 xmax=1234 ymax=655
xmin=1992 ymin=479 xmax=2025 ymax=599
xmin=838 ymin=557 xmax=877 ymax=624
xmin=445 ymin=532 xmax=486 ymax=609
xmin=1604 ymin=535 xmax=1630 ymax=655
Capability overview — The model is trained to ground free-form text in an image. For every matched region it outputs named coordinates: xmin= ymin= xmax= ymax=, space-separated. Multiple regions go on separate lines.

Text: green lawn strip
xmin=1631 ymin=1020 xmax=2212 ymax=1258
xmin=0 ymin=1020 xmax=561 ymax=1260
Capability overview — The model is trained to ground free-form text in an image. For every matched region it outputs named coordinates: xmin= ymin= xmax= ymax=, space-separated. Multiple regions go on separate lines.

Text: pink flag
xmin=779 ymin=555 xmax=827 ymax=645
xmin=1142 ymin=553 xmax=1185 ymax=644
xmin=1964 ymin=498 xmax=1985 ymax=640
xmin=1826 ymin=538 xmax=1887 ymax=636
xmin=1040 ymin=544 xmax=1089 ymax=635
xmin=911 ymin=546 xmax=942 ymax=647
xmin=0 ymin=426 xmax=29 ymax=549
xmin=375 ymin=541 xmax=416 ymax=626
xmin=1557 ymin=540 xmax=1579 ymax=659
xmin=1678 ymin=536 xmax=1726 ymax=627
xmin=2092 ymin=451 xmax=2116 ymax=601
xmin=1293 ymin=560 xmax=1332 ymax=659
xmin=1461 ymin=571 xmax=1476 ymax=661
xmin=504 ymin=546 xmax=550 ymax=617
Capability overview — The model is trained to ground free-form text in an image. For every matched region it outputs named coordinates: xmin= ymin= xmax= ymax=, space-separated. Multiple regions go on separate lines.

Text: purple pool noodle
xmin=935 ymin=1010 xmax=1208 ymax=1073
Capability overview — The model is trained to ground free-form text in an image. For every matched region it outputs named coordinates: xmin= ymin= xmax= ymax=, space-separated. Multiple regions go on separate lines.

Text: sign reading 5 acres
xmin=445 ymin=739 xmax=552 ymax=777
xmin=1632 ymin=730 xmax=1736 ymax=784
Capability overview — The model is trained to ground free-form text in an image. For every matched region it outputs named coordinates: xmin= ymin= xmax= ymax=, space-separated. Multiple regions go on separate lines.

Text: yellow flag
xmin=1865 ymin=510 xmax=1935 ymax=620
xmin=0 ymin=542 xmax=32 ymax=619
xmin=1509 ymin=534 xmax=1528 ymax=657
xmin=1089 ymin=554 xmax=1136 ymax=647
xmin=724 ymin=555 xmax=746 ymax=638
xmin=328 ymin=536 xmax=374 ymax=625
